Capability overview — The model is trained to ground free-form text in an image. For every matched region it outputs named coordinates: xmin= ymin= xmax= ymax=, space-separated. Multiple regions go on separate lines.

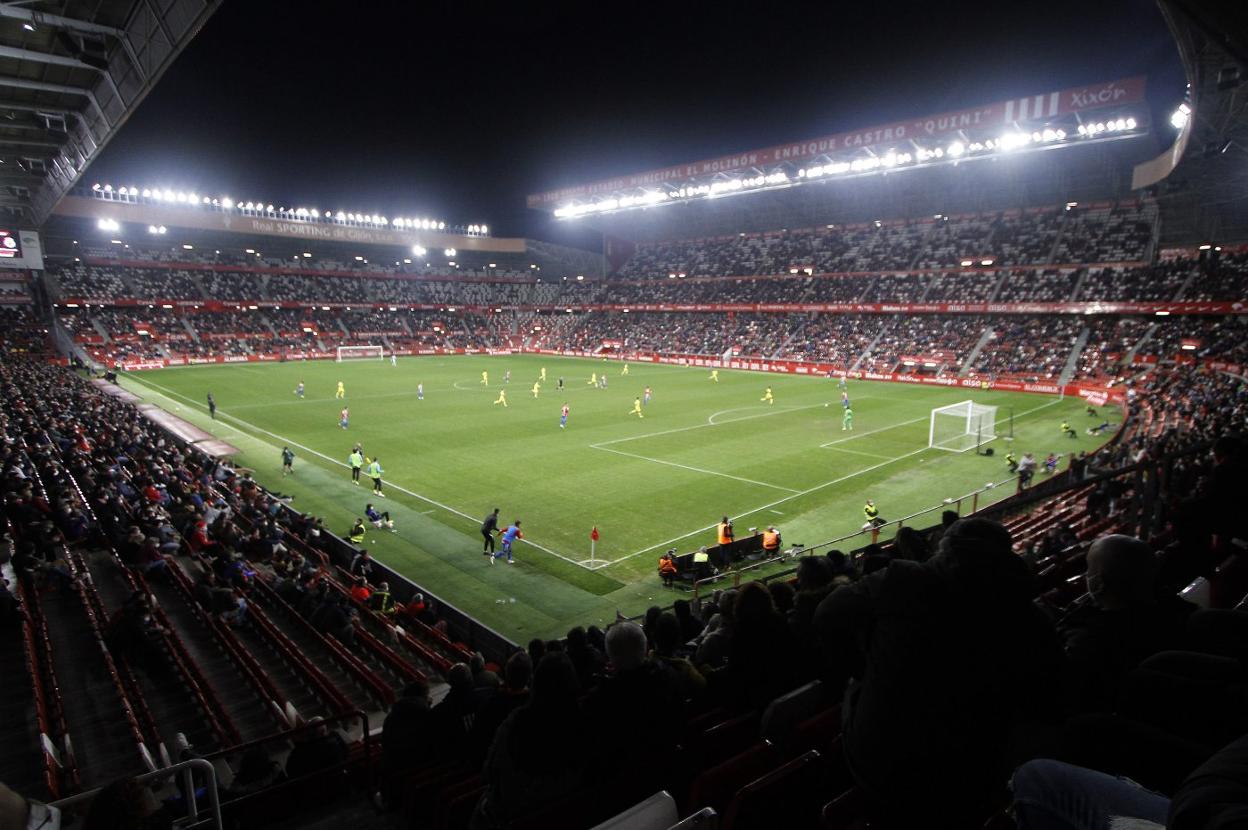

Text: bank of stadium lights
xmin=1076 ymin=118 xmax=1137 ymax=137
xmin=1170 ymin=103 xmax=1191 ymax=130
xmin=554 ymin=119 xmax=1147 ymax=219
xmin=89 ymin=184 xmax=471 ymax=234
xmin=412 ymin=245 xmax=427 ymax=257
xmin=96 ymin=218 xmax=119 ymax=232
xmin=444 ymin=248 xmax=456 ymax=257
xmin=147 ymin=225 xmax=167 ymax=235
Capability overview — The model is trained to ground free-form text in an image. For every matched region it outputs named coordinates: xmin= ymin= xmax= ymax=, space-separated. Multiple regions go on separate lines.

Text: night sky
xmin=87 ymin=0 xmax=1184 ymax=246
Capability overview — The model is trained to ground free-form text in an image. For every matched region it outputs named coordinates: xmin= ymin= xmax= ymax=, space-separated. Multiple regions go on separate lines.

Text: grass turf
xmin=121 ymin=354 xmax=1110 ymax=639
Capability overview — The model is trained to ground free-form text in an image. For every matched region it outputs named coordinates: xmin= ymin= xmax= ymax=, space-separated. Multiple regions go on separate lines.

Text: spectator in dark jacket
xmin=469 ymin=652 xmax=532 ymax=766
xmin=584 ymin=622 xmax=682 ymax=802
xmin=815 ymin=518 xmax=1062 ymax=827
xmin=564 ymin=626 xmax=604 ymax=688
xmin=284 ymin=718 xmax=347 ymax=780
xmin=472 ymin=653 xmax=583 ymax=829
xmin=673 ymin=599 xmax=703 ymax=642
xmin=380 ymin=681 xmax=434 ymax=804
xmin=1057 ymin=534 xmax=1197 ymax=711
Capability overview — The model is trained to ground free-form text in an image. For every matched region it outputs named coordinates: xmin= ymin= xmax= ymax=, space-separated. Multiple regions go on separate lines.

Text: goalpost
xmin=335 ymin=345 xmax=385 ymax=362
xmin=929 ymin=400 xmax=998 ymax=453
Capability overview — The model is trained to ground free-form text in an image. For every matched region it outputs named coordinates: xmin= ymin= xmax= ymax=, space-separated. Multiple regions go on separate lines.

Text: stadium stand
xmin=2 ymin=343 xmax=1245 ymax=827
xmin=6 ymin=133 xmax=1248 ymax=830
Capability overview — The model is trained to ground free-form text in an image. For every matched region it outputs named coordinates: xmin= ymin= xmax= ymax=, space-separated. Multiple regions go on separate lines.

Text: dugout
xmin=673 ymin=532 xmax=767 ymax=579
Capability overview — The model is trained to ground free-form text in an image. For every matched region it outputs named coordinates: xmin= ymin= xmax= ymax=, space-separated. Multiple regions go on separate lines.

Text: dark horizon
xmin=85 ymin=0 xmax=1185 ymax=249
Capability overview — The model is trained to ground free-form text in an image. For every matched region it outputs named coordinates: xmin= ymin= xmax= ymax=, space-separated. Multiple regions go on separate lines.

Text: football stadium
xmin=1 ymin=1 xmax=1247 ymax=828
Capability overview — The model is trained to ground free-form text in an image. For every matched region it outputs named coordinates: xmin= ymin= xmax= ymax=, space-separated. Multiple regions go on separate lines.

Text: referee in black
xmin=481 ymin=508 xmax=501 ymax=555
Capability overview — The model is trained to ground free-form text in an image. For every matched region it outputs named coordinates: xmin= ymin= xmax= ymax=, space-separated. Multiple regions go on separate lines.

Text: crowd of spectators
xmin=1050 ymin=202 xmax=1155 ymax=264
xmin=925 ymin=271 xmax=1001 ymax=302
xmin=865 ymin=315 xmax=988 ymax=373
xmin=1076 ymin=263 xmax=1189 ymax=302
xmin=615 ymin=201 xmax=1155 ymax=279
xmin=0 ymin=332 xmax=1245 ymax=827
xmin=969 ymin=317 xmax=1084 ymax=382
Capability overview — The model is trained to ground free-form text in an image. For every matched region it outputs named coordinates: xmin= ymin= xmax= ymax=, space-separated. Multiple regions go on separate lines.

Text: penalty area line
xmin=590 ymin=444 xmax=801 ymax=494
xmin=126 ymin=375 xmax=592 ymax=570
xmin=602 ymin=446 xmax=930 ymax=567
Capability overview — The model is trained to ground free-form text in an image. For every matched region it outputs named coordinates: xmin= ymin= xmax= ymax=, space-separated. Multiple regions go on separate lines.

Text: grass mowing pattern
xmin=123 ymin=354 xmax=1110 ymax=639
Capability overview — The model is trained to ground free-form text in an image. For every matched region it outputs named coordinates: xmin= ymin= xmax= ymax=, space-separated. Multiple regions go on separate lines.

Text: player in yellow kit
xmin=531 ymin=381 xmax=541 ymax=398
xmin=621 ymin=363 xmax=630 ymax=376
xmin=629 ymin=397 xmax=645 ymax=418
xmin=710 ymin=369 xmax=719 ymax=382
xmin=588 ymin=372 xmax=598 ymax=386
xmin=335 ymin=381 xmax=345 ymax=399
xmin=480 ymin=370 xmax=489 ymax=386
xmin=761 ymin=386 xmax=774 ymax=405
xmin=493 ymin=389 xmax=508 ymax=407
xmin=539 ymin=367 xmax=547 ymax=383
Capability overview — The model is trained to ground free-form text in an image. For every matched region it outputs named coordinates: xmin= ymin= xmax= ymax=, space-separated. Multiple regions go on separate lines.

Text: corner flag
xmin=590 ymin=526 xmax=599 ymax=541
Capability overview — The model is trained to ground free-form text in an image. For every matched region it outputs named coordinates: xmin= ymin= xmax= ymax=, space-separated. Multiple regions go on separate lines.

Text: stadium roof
xmin=0 ymin=0 xmax=220 ymax=225
xmin=1145 ymin=0 xmax=1248 ymax=244
xmin=528 ymin=77 xmax=1152 ymax=221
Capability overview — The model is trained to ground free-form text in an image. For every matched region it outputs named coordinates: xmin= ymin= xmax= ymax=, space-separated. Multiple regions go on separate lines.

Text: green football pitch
xmin=121 ymin=354 xmax=1109 ymax=640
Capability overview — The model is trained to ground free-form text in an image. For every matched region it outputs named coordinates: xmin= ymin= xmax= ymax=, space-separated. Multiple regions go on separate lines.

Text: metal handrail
xmin=49 ymin=758 xmax=222 ymax=829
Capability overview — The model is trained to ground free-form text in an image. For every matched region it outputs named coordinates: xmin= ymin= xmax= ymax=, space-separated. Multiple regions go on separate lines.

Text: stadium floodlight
xmin=960 ymin=259 xmax=974 ymax=267
xmin=412 ymin=245 xmax=426 ymax=257
xmin=981 ymin=258 xmax=994 ymax=266
xmin=1170 ymin=103 xmax=1190 ymax=130
xmin=91 ymin=183 xmax=101 ymax=191
xmin=438 ymin=222 xmax=445 ymax=230
xmin=929 ymin=400 xmax=998 ymax=453
xmin=182 ymin=244 xmax=193 ymax=250
xmin=302 ymin=252 xmax=312 ymax=258
xmin=336 ymin=211 xmax=346 ymax=221
xmin=97 ymin=218 xmax=119 ymax=232
xmin=265 ymin=204 xmax=274 ymax=212
xmin=222 ymin=197 xmax=234 ymax=209
xmin=103 ymin=184 xmax=113 ymax=192
xmin=444 ymin=248 xmax=456 ymax=257
xmin=245 ymin=248 xmax=255 ymax=254
xmin=480 ymin=225 xmax=488 ymax=234
xmin=142 ymin=189 xmax=152 ymax=198
xmin=403 ymin=258 xmax=411 ymax=264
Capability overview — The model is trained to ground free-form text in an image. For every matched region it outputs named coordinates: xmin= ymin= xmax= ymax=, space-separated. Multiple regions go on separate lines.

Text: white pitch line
xmin=603 ymin=396 xmax=1065 ymax=567
xmin=592 ymin=445 xmax=801 ymax=494
xmin=127 ymin=376 xmax=590 ymax=569
xmin=602 ymin=447 xmax=930 ymax=566
xmin=596 ymin=402 xmax=827 ymax=448
xmin=823 ymin=444 xmax=896 ymax=460
xmin=819 ymin=414 xmax=929 ymax=447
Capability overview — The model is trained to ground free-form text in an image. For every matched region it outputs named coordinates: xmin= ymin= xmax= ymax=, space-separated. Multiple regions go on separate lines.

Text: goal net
xmin=336 ymin=345 xmax=384 ymax=362
xmin=929 ymin=400 xmax=998 ymax=453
